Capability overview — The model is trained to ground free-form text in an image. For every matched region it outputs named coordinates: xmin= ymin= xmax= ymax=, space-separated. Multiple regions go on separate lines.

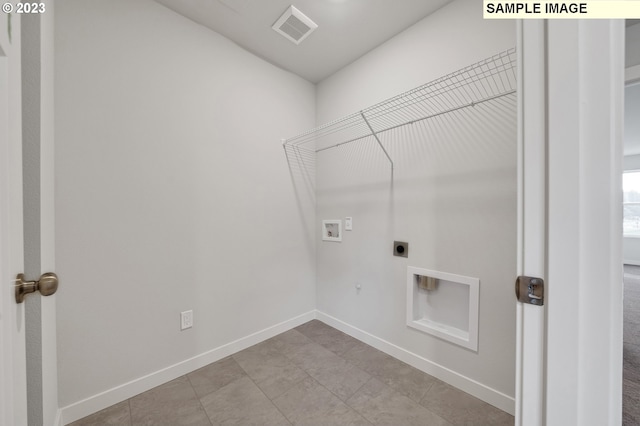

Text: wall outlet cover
xmin=180 ymin=310 xmax=193 ymax=330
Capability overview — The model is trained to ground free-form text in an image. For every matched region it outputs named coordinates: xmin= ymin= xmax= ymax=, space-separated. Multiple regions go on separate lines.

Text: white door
xmin=1 ymin=6 xmax=58 ymax=426
xmin=516 ymin=19 xmax=625 ymax=426
xmin=1 ymin=11 xmax=29 ymax=426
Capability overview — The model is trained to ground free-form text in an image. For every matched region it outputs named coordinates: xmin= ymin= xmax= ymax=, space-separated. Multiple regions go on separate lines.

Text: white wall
xmin=624 ymin=25 xmax=640 ymax=265
xmin=626 ymin=22 xmax=640 ymax=68
xmin=315 ymin=0 xmax=517 ymax=403
xmin=624 ymin=154 xmax=640 ymax=265
xmin=55 ymin=0 xmax=316 ymax=411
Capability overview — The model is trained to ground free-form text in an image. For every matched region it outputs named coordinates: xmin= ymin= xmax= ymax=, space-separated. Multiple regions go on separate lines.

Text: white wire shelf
xmin=282 ymin=48 xmax=517 ymax=172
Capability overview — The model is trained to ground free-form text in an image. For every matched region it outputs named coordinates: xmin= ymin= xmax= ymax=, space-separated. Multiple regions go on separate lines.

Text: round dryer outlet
xmin=393 ymin=241 xmax=408 ymax=258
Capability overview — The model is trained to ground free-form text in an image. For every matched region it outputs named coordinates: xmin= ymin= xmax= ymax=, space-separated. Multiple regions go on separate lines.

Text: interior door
xmin=1 ymin=11 xmax=29 ymax=426
xmin=1 ymin=7 xmax=58 ymax=426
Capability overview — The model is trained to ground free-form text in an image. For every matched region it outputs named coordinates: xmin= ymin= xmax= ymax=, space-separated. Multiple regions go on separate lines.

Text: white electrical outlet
xmin=180 ymin=310 xmax=193 ymax=330
xmin=345 ymin=217 xmax=353 ymax=231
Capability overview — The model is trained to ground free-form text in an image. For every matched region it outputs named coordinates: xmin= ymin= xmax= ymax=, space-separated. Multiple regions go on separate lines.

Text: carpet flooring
xmin=624 ymin=264 xmax=640 ymax=425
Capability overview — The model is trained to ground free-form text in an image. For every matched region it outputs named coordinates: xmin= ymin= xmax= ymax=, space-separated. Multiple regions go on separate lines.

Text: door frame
xmin=515 ymin=19 xmax=547 ymax=426
xmin=516 ymin=19 xmax=625 ymax=425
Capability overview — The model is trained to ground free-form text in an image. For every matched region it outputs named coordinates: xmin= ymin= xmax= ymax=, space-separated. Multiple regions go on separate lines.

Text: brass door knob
xmin=15 ymin=272 xmax=59 ymax=303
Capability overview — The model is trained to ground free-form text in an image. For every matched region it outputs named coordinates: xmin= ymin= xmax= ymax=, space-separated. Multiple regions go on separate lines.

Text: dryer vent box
xmin=272 ymin=5 xmax=318 ymax=45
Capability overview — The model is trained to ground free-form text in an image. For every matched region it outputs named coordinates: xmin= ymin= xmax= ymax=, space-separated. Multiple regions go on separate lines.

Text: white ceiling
xmin=154 ymin=0 xmax=452 ymax=83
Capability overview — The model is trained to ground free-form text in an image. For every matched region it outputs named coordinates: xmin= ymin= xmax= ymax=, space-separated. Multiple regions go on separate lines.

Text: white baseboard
xmin=59 ymin=310 xmax=316 ymax=425
xmin=53 ymin=409 xmax=63 ymax=426
xmin=315 ymin=311 xmax=516 ymax=416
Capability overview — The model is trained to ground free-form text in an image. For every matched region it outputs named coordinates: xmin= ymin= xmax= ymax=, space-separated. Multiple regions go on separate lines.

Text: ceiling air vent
xmin=272 ymin=5 xmax=318 ymax=45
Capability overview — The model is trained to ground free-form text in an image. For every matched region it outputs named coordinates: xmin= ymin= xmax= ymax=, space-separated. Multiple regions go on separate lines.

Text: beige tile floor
xmin=69 ymin=320 xmax=514 ymax=426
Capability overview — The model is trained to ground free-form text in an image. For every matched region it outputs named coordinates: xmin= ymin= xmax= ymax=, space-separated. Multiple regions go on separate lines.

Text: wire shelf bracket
xmin=282 ymin=47 xmax=517 ymax=175
xmin=360 ymin=111 xmax=394 ymax=175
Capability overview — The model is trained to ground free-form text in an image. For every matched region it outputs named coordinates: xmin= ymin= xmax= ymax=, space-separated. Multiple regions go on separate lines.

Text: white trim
xmin=59 ymin=311 xmax=316 ymax=424
xmin=516 ymin=19 xmax=547 ymax=426
xmin=0 ymin=47 xmax=10 ymax=426
xmin=53 ymin=409 xmax=63 ymax=426
xmin=316 ymin=311 xmax=515 ymax=415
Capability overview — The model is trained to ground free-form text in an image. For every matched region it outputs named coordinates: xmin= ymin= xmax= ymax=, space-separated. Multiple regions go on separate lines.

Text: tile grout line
xmin=417 ymin=382 xmax=459 ymax=426
xmin=184 ymin=373 xmax=214 ymax=426
xmin=342 ymin=376 xmax=377 ymax=425
xmin=232 ymin=349 xmax=302 ymax=425
xmin=270 ymin=327 xmax=376 ymax=423
xmin=272 ymin=331 xmax=367 ymax=403
xmin=294 ymin=327 xmax=388 ymax=424
xmin=299 ymin=323 xmax=458 ymax=425
xmin=244 ymin=364 xmax=295 ymax=426
xmin=127 ymin=398 xmax=133 ymax=426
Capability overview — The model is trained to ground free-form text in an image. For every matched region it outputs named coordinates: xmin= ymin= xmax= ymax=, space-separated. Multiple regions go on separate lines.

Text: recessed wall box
xmin=407 ymin=267 xmax=479 ymax=351
xmin=322 ymin=220 xmax=342 ymax=242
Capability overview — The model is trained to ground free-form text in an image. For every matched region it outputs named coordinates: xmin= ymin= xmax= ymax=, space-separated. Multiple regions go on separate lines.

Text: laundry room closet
xmin=286 ymin=2 xmax=517 ymax=409
xmin=53 ymin=0 xmax=516 ymax=421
